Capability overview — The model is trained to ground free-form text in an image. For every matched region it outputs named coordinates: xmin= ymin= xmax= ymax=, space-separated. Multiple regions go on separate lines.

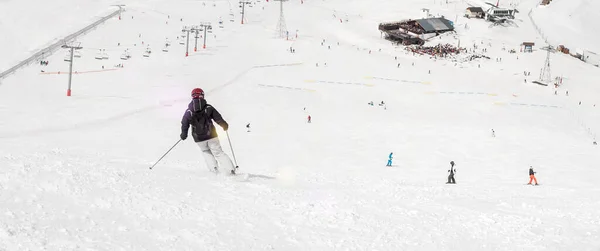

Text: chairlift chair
xmin=120 ymin=49 xmax=130 ymax=60
xmin=95 ymin=50 xmax=104 ymax=60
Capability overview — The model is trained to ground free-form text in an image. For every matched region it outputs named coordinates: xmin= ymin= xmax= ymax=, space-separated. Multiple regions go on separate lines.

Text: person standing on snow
xmin=447 ymin=161 xmax=456 ymax=184
xmin=527 ymin=166 xmax=538 ymax=185
xmin=180 ymin=88 xmax=236 ymax=175
xmin=386 ymin=152 xmax=393 ymax=166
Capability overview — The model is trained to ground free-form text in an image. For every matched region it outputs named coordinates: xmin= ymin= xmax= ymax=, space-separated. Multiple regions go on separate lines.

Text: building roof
xmin=416 ymin=18 xmax=454 ymax=33
xmin=467 ymin=7 xmax=484 ymax=13
xmin=522 ymin=42 xmax=535 ymax=46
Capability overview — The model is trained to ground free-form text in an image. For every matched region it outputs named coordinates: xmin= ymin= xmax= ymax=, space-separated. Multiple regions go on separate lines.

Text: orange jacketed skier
xmin=528 ymin=166 xmax=538 ymax=185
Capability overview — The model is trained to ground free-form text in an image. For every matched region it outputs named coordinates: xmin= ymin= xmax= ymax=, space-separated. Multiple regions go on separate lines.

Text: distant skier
xmin=307 ymin=115 xmax=311 ymax=123
xmin=491 ymin=129 xmax=496 ymax=137
xmin=527 ymin=166 xmax=538 ymax=185
xmin=386 ymin=152 xmax=393 ymax=166
xmin=246 ymin=123 xmax=251 ymax=132
xmin=447 ymin=161 xmax=456 ymax=184
xmin=180 ymin=88 xmax=235 ymax=175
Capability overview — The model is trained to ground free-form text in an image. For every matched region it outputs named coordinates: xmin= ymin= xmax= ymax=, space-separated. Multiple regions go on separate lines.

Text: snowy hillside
xmin=530 ymin=0 xmax=600 ymax=53
xmin=1 ymin=0 xmax=600 ymax=249
xmin=0 ymin=0 xmax=125 ymax=71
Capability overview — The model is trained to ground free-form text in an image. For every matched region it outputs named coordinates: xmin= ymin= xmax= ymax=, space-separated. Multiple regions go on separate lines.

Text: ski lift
xmin=143 ymin=47 xmax=151 ymax=57
xmin=63 ymin=53 xmax=72 ymax=62
xmin=74 ymin=50 xmax=82 ymax=58
xmin=162 ymin=45 xmax=169 ymax=52
xmin=102 ymin=50 xmax=109 ymax=60
xmin=120 ymin=49 xmax=131 ymax=60
xmin=95 ymin=49 xmax=103 ymax=60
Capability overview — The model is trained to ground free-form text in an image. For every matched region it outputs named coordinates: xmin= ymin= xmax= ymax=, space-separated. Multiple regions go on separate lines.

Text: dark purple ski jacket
xmin=181 ymin=98 xmax=228 ymax=142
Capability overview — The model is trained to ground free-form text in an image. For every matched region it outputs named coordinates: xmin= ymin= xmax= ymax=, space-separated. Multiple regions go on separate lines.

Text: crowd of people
xmin=405 ymin=43 xmax=464 ymax=58
xmin=398 ymin=21 xmax=424 ymax=34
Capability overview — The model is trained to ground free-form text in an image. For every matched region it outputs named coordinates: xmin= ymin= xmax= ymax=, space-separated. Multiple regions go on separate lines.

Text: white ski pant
xmin=197 ymin=137 xmax=234 ymax=173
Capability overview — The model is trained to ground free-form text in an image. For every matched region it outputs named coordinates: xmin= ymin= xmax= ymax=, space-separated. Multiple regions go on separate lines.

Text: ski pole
xmin=225 ymin=131 xmax=239 ymax=169
xmin=149 ymin=139 xmax=182 ymax=170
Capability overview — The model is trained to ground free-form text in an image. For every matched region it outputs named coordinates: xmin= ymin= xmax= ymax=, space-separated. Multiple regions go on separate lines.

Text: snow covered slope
xmin=0 ymin=0 xmax=127 ymax=72
xmin=1 ymin=0 xmax=599 ymax=249
xmin=530 ymin=0 xmax=600 ymax=53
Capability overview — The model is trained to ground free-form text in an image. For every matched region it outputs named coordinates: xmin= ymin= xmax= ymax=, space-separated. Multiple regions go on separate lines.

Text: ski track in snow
xmin=1 ymin=0 xmax=600 ymax=250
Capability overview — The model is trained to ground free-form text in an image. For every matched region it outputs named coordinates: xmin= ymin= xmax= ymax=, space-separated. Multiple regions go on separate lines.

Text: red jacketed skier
xmin=180 ymin=88 xmax=236 ymax=175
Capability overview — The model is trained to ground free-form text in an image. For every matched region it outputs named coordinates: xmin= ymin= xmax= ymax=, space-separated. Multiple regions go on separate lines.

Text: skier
xmin=180 ymin=88 xmax=236 ymax=175
xmin=386 ymin=152 xmax=393 ymax=166
xmin=491 ymin=129 xmax=496 ymax=137
xmin=527 ymin=166 xmax=538 ymax=185
xmin=307 ymin=115 xmax=311 ymax=123
xmin=447 ymin=161 xmax=456 ymax=184
xmin=246 ymin=123 xmax=251 ymax=132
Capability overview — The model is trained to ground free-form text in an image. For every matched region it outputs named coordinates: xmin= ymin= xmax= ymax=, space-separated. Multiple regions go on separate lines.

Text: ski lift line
xmin=1 ymin=8 xmax=121 ymax=80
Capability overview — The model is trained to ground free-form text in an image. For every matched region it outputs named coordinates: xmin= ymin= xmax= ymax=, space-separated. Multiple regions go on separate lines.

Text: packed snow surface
xmin=1 ymin=0 xmax=599 ymax=250
xmin=530 ymin=0 xmax=600 ymax=53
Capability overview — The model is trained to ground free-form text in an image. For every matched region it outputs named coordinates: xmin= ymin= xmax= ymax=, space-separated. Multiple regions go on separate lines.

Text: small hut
xmin=465 ymin=7 xmax=484 ymax=18
xmin=521 ymin=42 xmax=535 ymax=53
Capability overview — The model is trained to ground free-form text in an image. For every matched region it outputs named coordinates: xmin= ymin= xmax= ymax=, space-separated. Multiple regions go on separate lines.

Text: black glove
xmin=222 ymin=123 xmax=229 ymax=131
xmin=180 ymin=133 xmax=187 ymax=141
